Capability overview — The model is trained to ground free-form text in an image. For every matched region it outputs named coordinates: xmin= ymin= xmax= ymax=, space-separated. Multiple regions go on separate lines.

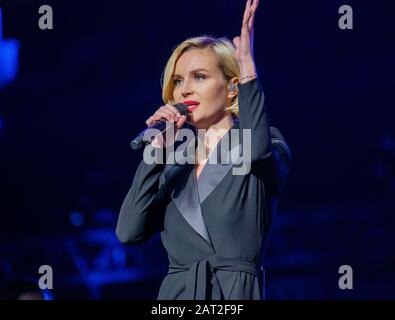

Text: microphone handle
xmin=130 ymin=120 xmax=169 ymax=150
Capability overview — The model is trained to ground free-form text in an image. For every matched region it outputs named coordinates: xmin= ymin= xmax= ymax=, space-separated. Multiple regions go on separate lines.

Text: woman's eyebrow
xmin=173 ymin=68 xmax=209 ymax=78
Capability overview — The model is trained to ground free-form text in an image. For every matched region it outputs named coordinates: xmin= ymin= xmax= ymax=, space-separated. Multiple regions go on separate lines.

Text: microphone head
xmin=173 ymin=103 xmax=189 ymax=116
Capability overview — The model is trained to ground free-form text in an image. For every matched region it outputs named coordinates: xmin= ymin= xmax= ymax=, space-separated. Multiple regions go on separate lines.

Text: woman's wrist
xmin=238 ymin=60 xmax=257 ymax=84
xmin=239 ymin=74 xmax=257 ymax=83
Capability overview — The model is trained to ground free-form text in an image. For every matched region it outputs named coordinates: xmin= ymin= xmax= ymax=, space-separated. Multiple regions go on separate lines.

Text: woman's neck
xmin=195 ymin=113 xmax=234 ymax=162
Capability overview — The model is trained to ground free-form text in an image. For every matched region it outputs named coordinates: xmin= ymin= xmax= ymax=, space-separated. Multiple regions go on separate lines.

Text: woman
xmin=116 ymin=0 xmax=291 ymax=300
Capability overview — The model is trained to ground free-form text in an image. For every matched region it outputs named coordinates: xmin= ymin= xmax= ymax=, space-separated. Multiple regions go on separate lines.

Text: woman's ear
xmin=227 ymin=77 xmax=239 ymax=99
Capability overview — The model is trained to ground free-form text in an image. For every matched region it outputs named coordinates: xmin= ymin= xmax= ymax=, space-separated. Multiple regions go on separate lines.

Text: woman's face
xmin=172 ymin=48 xmax=230 ymax=129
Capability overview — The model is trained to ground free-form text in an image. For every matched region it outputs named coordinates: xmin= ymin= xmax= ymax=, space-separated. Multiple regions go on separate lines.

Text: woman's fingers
xmin=233 ymin=36 xmax=240 ymax=58
xmin=167 ymin=104 xmax=182 ymax=118
xmin=146 ymin=115 xmax=160 ymax=126
xmin=164 ymin=103 xmax=182 ymax=121
xmin=235 ymin=0 xmax=259 ymax=61
xmin=248 ymin=0 xmax=259 ymax=30
xmin=241 ymin=0 xmax=259 ymax=31
xmin=242 ymin=0 xmax=252 ymax=26
xmin=161 ymin=105 xmax=180 ymax=120
xmin=145 ymin=104 xmax=186 ymax=147
xmin=154 ymin=107 xmax=177 ymax=122
xmin=146 ymin=104 xmax=182 ymax=126
xmin=156 ymin=109 xmax=176 ymax=121
xmin=233 ymin=36 xmax=240 ymax=48
xmin=175 ymin=115 xmax=187 ymax=130
xmin=174 ymin=115 xmax=187 ymax=141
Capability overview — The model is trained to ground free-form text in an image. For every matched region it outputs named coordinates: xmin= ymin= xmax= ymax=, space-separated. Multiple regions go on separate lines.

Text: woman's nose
xmin=181 ymin=80 xmax=193 ymax=97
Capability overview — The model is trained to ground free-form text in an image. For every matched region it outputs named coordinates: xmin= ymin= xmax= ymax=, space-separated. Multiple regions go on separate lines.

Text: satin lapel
xmin=159 ymin=136 xmax=213 ymax=249
xmin=170 ymin=165 xmax=213 ymax=248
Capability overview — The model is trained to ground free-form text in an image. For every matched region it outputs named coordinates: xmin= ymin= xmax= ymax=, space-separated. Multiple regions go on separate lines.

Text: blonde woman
xmin=116 ymin=0 xmax=291 ymax=300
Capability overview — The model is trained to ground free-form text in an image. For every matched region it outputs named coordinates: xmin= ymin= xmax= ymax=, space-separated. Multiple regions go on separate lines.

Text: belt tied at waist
xmin=168 ymin=255 xmax=260 ymax=300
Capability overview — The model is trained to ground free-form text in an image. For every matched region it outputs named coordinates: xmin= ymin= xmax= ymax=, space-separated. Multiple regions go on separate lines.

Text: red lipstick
xmin=183 ymin=100 xmax=200 ymax=112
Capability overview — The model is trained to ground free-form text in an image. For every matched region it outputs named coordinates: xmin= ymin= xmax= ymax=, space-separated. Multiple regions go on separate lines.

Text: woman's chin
xmin=186 ymin=118 xmax=205 ymax=129
xmin=186 ymin=113 xmax=200 ymax=126
xmin=186 ymin=112 xmax=215 ymax=129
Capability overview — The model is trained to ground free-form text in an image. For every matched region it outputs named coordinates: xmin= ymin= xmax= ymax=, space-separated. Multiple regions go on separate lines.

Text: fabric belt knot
xmin=168 ymin=255 xmax=259 ymax=300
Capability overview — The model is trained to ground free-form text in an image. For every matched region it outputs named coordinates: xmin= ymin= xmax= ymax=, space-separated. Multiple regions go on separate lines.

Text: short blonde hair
xmin=161 ymin=35 xmax=240 ymax=116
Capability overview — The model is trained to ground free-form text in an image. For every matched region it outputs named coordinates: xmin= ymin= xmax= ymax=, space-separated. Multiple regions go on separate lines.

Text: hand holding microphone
xmin=131 ymin=103 xmax=189 ymax=150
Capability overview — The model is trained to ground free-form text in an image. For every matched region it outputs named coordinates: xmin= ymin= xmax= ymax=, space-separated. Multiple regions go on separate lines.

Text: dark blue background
xmin=0 ymin=0 xmax=394 ymax=299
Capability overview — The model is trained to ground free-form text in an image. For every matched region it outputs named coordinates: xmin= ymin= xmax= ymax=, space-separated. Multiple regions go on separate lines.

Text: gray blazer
xmin=116 ymin=78 xmax=292 ymax=300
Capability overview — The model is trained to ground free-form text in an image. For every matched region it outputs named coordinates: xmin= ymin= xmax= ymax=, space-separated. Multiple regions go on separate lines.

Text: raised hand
xmin=233 ymin=0 xmax=260 ymax=82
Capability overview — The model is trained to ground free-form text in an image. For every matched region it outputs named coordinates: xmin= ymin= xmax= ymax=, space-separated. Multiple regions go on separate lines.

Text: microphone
xmin=130 ymin=103 xmax=189 ymax=150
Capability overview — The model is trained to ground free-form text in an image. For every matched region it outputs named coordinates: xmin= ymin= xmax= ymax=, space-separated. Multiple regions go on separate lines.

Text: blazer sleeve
xmin=258 ymin=126 xmax=292 ymax=195
xmin=238 ymin=77 xmax=292 ymax=194
xmin=116 ymin=153 xmax=167 ymax=245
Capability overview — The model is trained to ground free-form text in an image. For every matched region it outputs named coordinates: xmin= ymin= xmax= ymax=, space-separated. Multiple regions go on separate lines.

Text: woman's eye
xmin=195 ymin=74 xmax=206 ymax=80
xmin=173 ymin=75 xmax=205 ymax=86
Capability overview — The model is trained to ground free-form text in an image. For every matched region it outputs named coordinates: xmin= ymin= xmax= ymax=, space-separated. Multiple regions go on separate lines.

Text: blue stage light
xmin=0 ymin=9 xmax=20 ymax=88
xmin=70 ymin=211 xmax=85 ymax=227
